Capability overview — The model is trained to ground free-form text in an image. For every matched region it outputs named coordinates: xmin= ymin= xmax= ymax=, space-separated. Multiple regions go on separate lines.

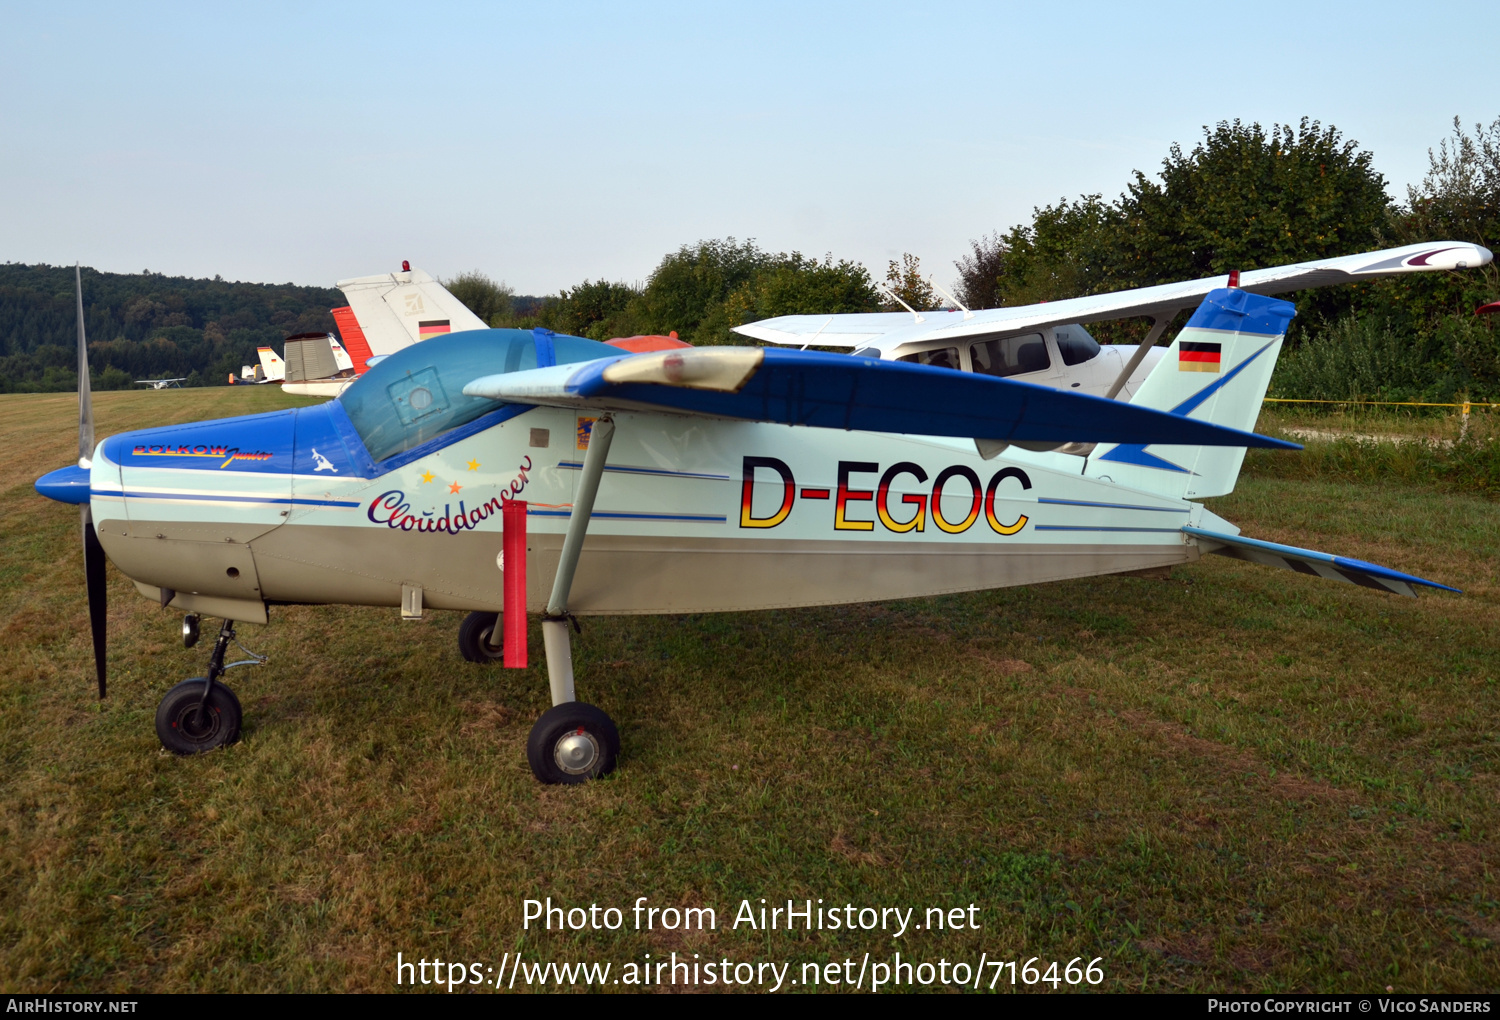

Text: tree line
xmin=453 ymin=116 xmax=1498 ymax=402
xmin=0 ymin=265 xmax=341 ymax=392
xmin=949 ymin=117 xmax=1500 ymax=402
xmin=4 ymin=115 xmax=1495 ymax=401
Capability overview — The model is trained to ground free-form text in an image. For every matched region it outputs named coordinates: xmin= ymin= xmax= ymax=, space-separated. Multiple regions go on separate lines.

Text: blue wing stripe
xmin=564 ymin=349 xmax=1299 ymax=450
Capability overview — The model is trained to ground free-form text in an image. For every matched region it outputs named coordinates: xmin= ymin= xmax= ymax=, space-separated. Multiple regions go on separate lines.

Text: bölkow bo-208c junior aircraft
xmin=34 ymin=242 xmax=1490 ymax=783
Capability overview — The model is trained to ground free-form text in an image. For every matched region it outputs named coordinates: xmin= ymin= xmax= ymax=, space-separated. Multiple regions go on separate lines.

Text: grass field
xmin=0 ymin=390 xmax=1496 ymax=993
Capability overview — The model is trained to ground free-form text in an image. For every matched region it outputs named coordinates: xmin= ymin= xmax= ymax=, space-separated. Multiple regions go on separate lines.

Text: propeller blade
xmin=76 ymin=266 xmax=105 ymax=698
xmin=76 ymin=264 xmax=93 ymax=468
xmin=82 ymin=506 xmax=107 ymax=699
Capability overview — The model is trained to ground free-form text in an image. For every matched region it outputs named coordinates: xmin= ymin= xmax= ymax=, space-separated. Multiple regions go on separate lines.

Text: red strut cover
xmin=502 ymin=500 xmax=528 ymax=668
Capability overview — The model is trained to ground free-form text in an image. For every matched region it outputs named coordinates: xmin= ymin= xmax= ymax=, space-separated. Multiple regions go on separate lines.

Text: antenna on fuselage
xmin=874 ymin=282 xmax=925 ymax=324
xmin=927 ymin=276 xmax=974 ymax=320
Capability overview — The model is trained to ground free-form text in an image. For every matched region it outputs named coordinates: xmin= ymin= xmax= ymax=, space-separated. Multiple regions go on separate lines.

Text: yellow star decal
xmin=467 ymin=459 xmax=481 ymax=471
xmin=448 ymin=481 xmax=463 ymax=494
xmin=419 ymin=470 xmax=434 ymax=484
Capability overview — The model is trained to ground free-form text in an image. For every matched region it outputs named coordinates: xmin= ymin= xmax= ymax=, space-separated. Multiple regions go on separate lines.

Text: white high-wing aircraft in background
xmin=736 ymin=241 xmax=1492 ymax=404
xmin=134 ymin=377 xmax=186 ymax=390
xmin=275 ymin=242 xmax=1494 ymax=407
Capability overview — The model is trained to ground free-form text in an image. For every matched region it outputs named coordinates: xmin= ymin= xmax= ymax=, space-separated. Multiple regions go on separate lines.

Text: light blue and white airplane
xmin=34 ymin=242 xmax=1489 ymax=783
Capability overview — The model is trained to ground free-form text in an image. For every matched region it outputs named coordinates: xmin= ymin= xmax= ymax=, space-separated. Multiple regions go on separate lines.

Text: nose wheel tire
xmin=526 ymin=702 xmax=619 ymax=784
xmin=155 ymin=678 xmax=242 ymax=755
xmin=458 ymin=611 xmax=505 ymax=663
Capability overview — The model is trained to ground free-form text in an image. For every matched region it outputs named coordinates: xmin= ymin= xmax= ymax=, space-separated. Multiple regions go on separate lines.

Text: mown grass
xmin=0 ymin=390 xmax=1495 ymax=993
xmin=1254 ymin=405 xmax=1500 ymax=497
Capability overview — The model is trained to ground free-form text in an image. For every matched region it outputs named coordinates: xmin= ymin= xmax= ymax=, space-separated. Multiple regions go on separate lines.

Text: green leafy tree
xmin=0 ymin=264 xmax=340 ymax=392
xmin=989 ymin=196 xmax=1121 ymax=306
xmin=1389 ymin=115 xmax=1500 ymax=317
xmin=703 ymin=253 xmax=880 ymax=344
xmin=547 ymin=280 xmax=642 ymax=341
xmin=445 ymin=270 xmax=514 ymax=326
xmin=956 ymin=119 xmax=1397 ymax=344
xmin=1115 ymin=119 xmax=1393 ymax=289
xmin=631 ymin=238 xmax=771 ymax=341
xmin=954 ymin=231 xmax=1008 ymax=309
xmin=527 ymin=239 xmax=881 ymax=346
xmin=881 ymin=253 xmax=937 ymax=312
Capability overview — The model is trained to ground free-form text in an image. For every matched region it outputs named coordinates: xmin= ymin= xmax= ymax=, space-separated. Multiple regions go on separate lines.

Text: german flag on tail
xmin=1178 ymin=341 xmax=1221 ymax=372
xmin=418 ymin=319 xmax=451 ymax=341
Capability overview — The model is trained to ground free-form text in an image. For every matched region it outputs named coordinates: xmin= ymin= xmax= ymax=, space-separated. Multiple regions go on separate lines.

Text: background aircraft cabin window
xmin=969 ymin=334 xmax=1049 ymax=378
xmin=896 ymin=347 xmax=960 ymax=370
xmin=339 ymin=328 xmax=614 ymax=463
xmin=1055 ymin=325 xmax=1102 ymax=366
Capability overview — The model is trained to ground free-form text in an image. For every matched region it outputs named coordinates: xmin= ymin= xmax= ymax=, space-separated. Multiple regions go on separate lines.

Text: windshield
xmin=1055 ymin=324 xmax=1101 ymax=366
xmin=339 ymin=328 xmax=614 ymax=463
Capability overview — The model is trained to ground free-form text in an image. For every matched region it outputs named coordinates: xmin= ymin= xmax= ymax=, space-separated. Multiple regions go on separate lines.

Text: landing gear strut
xmin=155 ymin=617 xmax=263 ymax=755
xmin=525 ymin=413 xmax=620 ymax=785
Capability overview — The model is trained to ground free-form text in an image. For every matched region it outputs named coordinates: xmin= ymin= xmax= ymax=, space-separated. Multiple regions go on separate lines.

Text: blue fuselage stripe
xmin=1036 ymin=497 xmax=1188 ymax=513
xmin=95 ymin=489 xmax=360 ymax=508
xmin=525 ymin=509 xmax=727 ymax=522
xmin=555 ymin=461 xmax=732 ymax=480
xmin=1032 ymin=525 xmax=1182 ymax=533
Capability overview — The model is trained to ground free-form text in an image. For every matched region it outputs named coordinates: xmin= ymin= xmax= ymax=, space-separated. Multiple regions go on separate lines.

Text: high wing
xmin=464 ymin=346 xmax=1298 ymax=449
xmin=732 ymin=241 xmax=1493 ymax=353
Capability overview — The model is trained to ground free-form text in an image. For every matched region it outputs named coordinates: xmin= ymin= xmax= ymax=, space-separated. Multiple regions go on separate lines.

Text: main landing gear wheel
xmin=526 ymin=702 xmax=619 ymax=785
xmin=155 ymin=678 xmax=242 ymax=755
xmin=458 ymin=611 xmax=504 ymax=663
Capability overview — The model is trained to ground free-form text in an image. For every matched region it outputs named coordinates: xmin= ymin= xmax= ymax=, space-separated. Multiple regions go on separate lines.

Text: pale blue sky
xmin=4 ymin=1 xmax=1497 ymax=294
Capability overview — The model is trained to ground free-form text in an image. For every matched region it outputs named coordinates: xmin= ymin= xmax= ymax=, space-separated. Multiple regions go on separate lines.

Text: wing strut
xmin=1103 ymin=311 xmax=1180 ymax=400
xmin=541 ymin=414 xmax=616 ymax=706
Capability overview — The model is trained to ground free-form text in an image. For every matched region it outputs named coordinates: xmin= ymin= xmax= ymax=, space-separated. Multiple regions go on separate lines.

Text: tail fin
xmin=330 ymin=306 xmax=374 ymax=374
xmin=1085 ymin=288 xmax=1295 ymax=499
xmin=329 ymin=337 xmax=355 ymax=373
xmin=334 ymin=267 xmax=488 ymax=358
xmin=256 ymin=346 xmax=286 ymax=382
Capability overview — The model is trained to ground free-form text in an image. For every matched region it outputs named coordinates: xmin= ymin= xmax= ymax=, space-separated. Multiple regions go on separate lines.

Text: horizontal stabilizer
xmin=1184 ymin=526 xmax=1458 ymax=598
xmin=465 ymin=347 xmax=1301 ymax=449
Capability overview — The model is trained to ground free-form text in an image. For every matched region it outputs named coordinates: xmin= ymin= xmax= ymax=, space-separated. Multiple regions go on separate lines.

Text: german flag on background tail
xmin=1179 ymin=341 xmax=1221 ymax=372
xmin=418 ymin=319 xmax=451 ymax=341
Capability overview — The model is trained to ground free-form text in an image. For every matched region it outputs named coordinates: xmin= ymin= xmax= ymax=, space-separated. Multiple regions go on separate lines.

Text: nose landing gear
xmin=155 ymin=678 xmax=242 ymax=754
xmin=155 ymin=617 xmax=265 ymax=755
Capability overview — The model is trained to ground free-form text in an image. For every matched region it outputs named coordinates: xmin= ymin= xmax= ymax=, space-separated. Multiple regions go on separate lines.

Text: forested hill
xmin=0 ymin=264 xmax=342 ymax=392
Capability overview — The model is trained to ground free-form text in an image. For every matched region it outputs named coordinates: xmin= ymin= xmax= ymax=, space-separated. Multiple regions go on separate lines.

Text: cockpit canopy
xmin=339 ymin=328 xmax=614 ymax=463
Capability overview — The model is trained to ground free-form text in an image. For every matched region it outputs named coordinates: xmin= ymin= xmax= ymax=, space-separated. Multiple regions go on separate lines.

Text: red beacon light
xmin=1227 ymin=270 xmax=1241 ymax=288
xmin=401 ymin=260 xmax=411 ymax=272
